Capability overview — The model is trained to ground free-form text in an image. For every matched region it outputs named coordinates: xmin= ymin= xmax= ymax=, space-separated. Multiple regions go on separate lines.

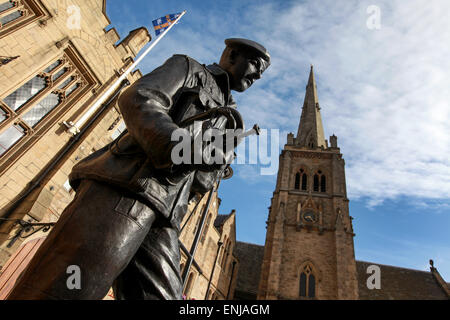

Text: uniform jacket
xmin=69 ymin=55 xmax=238 ymax=231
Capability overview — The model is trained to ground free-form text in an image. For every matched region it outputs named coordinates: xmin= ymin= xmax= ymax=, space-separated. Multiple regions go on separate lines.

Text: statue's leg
xmin=7 ymin=180 xmax=156 ymax=300
xmin=113 ymin=219 xmax=183 ymax=300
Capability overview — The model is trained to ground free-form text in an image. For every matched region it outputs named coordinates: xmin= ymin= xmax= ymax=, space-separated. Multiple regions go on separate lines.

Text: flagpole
xmin=67 ymin=10 xmax=187 ymax=135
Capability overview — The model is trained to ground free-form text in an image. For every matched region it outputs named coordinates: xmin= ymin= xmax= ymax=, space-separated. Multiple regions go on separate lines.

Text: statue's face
xmin=228 ymin=53 xmax=264 ymax=92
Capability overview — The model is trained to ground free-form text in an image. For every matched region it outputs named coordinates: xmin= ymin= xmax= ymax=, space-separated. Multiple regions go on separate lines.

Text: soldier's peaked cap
xmin=225 ymin=38 xmax=270 ymax=63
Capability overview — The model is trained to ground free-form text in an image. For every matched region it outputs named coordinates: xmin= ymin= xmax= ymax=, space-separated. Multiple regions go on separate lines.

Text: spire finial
xmin=307 ymin=64 xmax=316 ymax=87
xmin=296 ymin=66 xmax=326 ymax=148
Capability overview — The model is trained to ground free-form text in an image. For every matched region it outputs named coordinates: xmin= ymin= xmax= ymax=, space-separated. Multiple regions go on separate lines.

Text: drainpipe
xmin=205 ymin=240 xmax=223 ymax=300
xmin=226 ymin=260 xmax=237 ymax=299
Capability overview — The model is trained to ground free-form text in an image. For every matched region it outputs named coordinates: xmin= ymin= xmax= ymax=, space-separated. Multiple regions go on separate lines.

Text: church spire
xmin=295 ymin=65 xmax=327 ymax=149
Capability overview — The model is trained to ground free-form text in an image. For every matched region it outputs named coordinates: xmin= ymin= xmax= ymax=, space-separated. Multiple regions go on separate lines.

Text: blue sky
xmin=105 ymin=0 xmax=450 ymax=280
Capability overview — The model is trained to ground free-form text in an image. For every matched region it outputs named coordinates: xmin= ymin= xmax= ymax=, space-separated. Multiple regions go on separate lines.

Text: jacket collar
xmin=206 ymin=63 xmax=232 ymax=105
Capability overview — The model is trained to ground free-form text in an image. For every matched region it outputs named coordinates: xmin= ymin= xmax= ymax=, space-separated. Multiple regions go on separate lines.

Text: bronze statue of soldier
xmin=7 ymin=38 xmax=270 ymax=300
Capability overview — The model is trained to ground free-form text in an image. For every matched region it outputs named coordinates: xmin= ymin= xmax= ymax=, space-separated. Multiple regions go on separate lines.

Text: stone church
xmin=233 ymin=67 xmax=450 ymax=300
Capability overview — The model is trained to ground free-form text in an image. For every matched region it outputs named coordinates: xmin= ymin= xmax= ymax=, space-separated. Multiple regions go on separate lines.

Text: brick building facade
xmin=179 ymin=190 xmax=239 ymax=300
xmin=0 ymin=0 xmax=149 ymax=264
xmin=0 ymin=0 xmax=238 ymax=300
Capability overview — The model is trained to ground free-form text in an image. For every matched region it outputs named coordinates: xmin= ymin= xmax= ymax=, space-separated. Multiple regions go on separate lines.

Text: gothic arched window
xmin=200 ymin=213 xmax=212 ymax=244
xmin=320 ymin=175 xmax=326 ymax=192
xmin=218 ymin=236 xmax=227 ymax=266
xmin=0 ymin=47 xmax=94 ymax=160
xmin=295 ymin=172 xmax=300 ymax=189
xmin=192 ymin=205 xmax=205 ymax=234
xmin=299 ymin=263 xmax=316 ymax=298
xmin=301 ymin=173 xmax=308 ymax=191
xmin=0 ymin=0 xmax=50 ymax=39
xmin=313 ymin=170 xmax=326 ymax=193
xmin=295 ymin=169 xmax=308 ymax=191
xmin=221 ymin=240 xmax=231 ymax=270
xmin=313 ymin=174 xmax=319 ymax=192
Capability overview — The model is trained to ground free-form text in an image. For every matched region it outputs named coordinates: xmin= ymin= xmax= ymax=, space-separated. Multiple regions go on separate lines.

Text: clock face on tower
xmin=303 ymin=210 xmax=316 ymax=223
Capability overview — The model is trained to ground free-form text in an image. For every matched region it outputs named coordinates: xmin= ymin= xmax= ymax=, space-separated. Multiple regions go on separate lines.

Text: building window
xmin=294 ymin=168 xmax=308 ymax=191
xmin=221 ymin=240 xmax=231 ymax=271
xmin=0 ymin=122 xmax=25 ymax=155
xmin=320 ymin=175 xmax=326 ymax=192
xmin=0 ymin=0 xmax=50 ymax=38
xmin=313 ymin=174 xmax=319 ymax=192
xmin=192 ymin=205 xmax=205 ymax=235
xmin=299 ymin=263 xmax=316 ymax=298
xmin=218 ymin=236 xmax=227 ymax=266
xmin=1 ymin=8 xmax=22 ymax=26
xmin=295 ymin=172 xmax=300 ymax=189
xmin=307 ymin=137 xmax=315 ymax=149
xmin=193 ymin=215 xmax=200 ymax=234
xmin=0 ymin=52 xmax=88 ymax=157
xmin=0 ymin=46 xmax=96 ymax=172
xmin=313 ymin=170 xmax=326 ymax=193
xmin=111 ymin=121 xmax=126 ymax=140
xmin=0 ymin=1 xmax=15 ymax=12
xmin=200 ymin=213 xmax=212 ymax=244
xmin=226 ymin=259 xmax=235 ymax=278
xmin=301 ymin=171 xmax=307 ymax=190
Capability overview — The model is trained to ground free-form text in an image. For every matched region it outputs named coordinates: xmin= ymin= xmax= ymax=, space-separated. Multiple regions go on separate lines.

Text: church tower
xmin=257 ymin=67 xmax=359 ymax=300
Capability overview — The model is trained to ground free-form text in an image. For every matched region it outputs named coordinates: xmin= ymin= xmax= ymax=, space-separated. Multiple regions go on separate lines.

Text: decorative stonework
xmin=290 ymin=151 xmax=333 ymax=159
xmin=0 ymin=0 xmax=50 ymax=39
xmin=0 ymin=45 xmax=96 ymax=171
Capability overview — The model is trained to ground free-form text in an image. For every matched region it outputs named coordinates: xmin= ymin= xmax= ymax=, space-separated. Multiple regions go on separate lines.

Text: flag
xmin=152 ymin=13 xmax=181 ymax=36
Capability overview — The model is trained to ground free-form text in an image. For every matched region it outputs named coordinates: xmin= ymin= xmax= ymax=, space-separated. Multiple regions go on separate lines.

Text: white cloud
xmin=237 ymin=0 xmax=450 ymax=207
xmin=124 ymin=0 xmax=450 ymax=208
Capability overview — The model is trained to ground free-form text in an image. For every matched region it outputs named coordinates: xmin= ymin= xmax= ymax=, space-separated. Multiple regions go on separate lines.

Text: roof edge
xmin=356 ymin=260 xmax=431 ymax=275
xmin=236 ymin=240 xmax=264 ymax=248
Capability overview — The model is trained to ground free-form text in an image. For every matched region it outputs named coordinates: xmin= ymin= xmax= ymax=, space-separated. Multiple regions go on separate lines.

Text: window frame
xmin=299 ymin=262 xmax=318 ymax=299
xmin=200 ymin=212 xmax=212 ymax=244
xmin=0 ymin=0 xmax=51 ymax=39
xmin=313 ymin=170 xmax=327 ymax=193
xmin=294 ymin=172 xmax=300 ymax=189
xmin=0 ymin=45 xmax=97 ymax=173
xmin=313 ymin=173 xmax=320 ymax=192
xmin=294 ymin=168 xmax=308 ymax=191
